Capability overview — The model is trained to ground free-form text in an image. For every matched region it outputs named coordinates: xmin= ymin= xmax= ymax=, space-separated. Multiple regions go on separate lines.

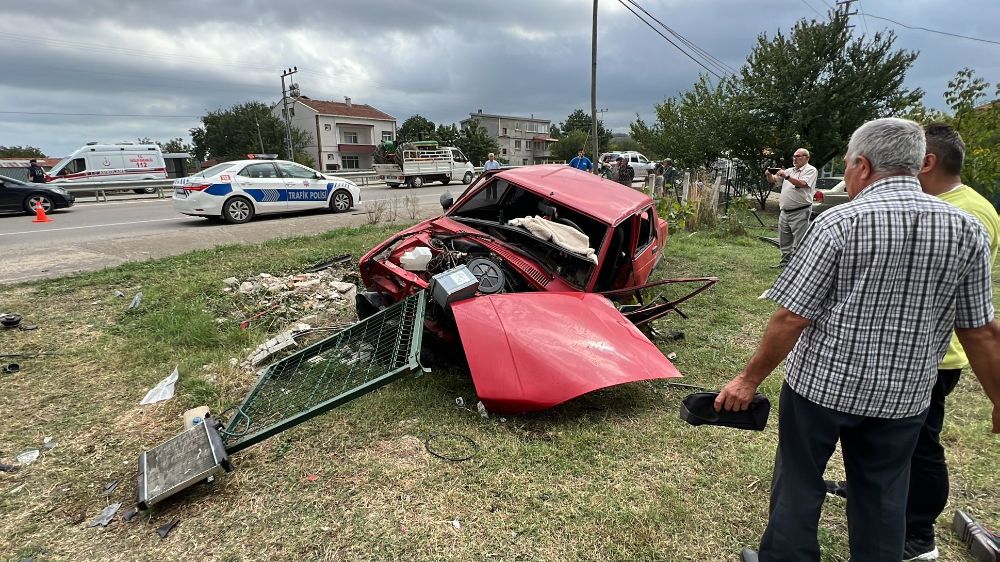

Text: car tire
xmin=387 ymin=183 xmax=400 ymax=188
xmin=440 ymin=177 xmax=450 ymax=186
xmin=222 ymin=196 xmax=254 ymax=224
xmin=24 ymin=194 xmax=54 ymax=214
xmin=409 ymin=176 xmax=423 ymax=188
xmin=463 ymin=171 xmax=474 ymax=184
xmin=133 ymin=187 xmax=158 ymax=194
xmin=330 ymin=190 xmax=353 ymax=213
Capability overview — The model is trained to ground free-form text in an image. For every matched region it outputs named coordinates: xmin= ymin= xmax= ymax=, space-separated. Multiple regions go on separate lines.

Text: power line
xmin=863 ymin=14 xmax=1000 ymax=46
xmin=798 ymin=0 xmax=824 ymax=19
xmin=623 ymin=0 xmax=739 ymax=76
xmin=856 ymin=0 xmax=870 ymax=35
xmin=616 ymin=0 xmax=725 ymax=80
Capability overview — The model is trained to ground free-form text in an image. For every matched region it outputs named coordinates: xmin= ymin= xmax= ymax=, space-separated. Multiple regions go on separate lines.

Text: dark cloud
xmin=1 ymin=0 xmax=997 ymax=156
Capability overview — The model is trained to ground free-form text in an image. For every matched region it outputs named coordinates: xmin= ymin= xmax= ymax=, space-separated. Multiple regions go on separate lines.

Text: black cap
xmin=29 ymin=159 xmax=37 ymax=163
xmin=679 ymin=391 xmax=771 ymax=431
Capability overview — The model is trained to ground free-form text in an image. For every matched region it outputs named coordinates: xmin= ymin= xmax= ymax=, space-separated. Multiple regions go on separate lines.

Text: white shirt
xmin=777 ymin=163 xmax=818 ymax=210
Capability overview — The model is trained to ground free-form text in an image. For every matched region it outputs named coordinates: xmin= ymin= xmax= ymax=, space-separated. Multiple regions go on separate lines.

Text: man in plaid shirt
xmin=719 ymin=118 xmax=1000 ymax=562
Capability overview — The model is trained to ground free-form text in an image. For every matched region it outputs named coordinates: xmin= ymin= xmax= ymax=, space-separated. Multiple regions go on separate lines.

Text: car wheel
xmin=409 ymin=176 xmax=423 ymax=188
xmin=330 ymin=190 xmax=353 ymax=213
xmin=133 ymin=187 xmax=158 ymax=194
xmin=440 ymin=177 xmax=450 ymax=186
xmin=463 ymin=171 xmax=474 ymax=184
xmin=222 ymin=196 xmax=254 ymax=224
xmin=24 ymin=194 xmax=54 ymax=214
xmin=387 ymin=183 xmax=400 ymax=188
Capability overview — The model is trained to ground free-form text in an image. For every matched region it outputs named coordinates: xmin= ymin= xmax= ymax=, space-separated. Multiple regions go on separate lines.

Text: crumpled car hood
xmin=450 ymin=292 xmax=681 ymax=413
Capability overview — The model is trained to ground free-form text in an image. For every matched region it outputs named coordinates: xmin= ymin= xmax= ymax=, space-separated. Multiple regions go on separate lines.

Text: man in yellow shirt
xmin=905 ymin=122 xmax=1000 ymax=560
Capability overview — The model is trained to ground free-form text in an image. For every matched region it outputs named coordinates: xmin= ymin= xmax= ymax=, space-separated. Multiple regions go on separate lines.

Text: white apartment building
xmin=276 ymin=95 xmax=396 ymax=171
xmin=460 ymin=110 xmax=556 ymax=165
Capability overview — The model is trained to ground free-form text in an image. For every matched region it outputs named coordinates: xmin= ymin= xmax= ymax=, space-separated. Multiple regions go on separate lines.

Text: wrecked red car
xmin=357 ymin=165 xmax=712 ymax=413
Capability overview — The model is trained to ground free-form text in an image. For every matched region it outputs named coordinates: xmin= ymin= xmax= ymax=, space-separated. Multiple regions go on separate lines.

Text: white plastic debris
xmin=455 ymin=397 xmax=465 ymax=407
xmin=222 ymin=277 xmax=239 ymax=287
xmin=477 ymin=401 xmax=489 ymax=419
xmin=16 ymin=449 xmax=40 ymax=465
xmin=114 ymin=290 xmax=125 ymax=298
xmin=451 ymin=519 xmax=461 ymax=530
xmin=140 ymin=367 xmax=179 ymax=405
xmin=128 ymin=292 xmax=143 ymax=309
xmin=88 ymin=502 xmax=122 ymax=527
xmin=42 ymin=437 xmax=57 ymax=449
xmin=667 ymin=352 xmax=678 ymax=360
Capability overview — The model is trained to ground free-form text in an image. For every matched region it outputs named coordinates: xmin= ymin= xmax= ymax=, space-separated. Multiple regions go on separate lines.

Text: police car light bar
xmin=247 ymin=153 xmax=278 ymax=160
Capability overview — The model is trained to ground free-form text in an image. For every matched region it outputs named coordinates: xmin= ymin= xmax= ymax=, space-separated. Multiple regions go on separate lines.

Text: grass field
xmin=1 ymin=217 xmax=997 ymax=561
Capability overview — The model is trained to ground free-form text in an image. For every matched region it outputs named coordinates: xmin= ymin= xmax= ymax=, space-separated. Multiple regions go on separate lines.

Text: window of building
xmin=382 ymin=131 xmax=394 ymax=142
xmin=343 ymin=131 xmax=359 ymax=144
xmin=501 ymin=148 xmax=508 ymax=156
xmin=514 ymin=140 xmax=521 ymax=150
xmin=342 ymin=156 xmax=360 ymax=169
xmin=326 ymin=163 xmax=340 ymax=171
xmin=522 ymin=158 xmax=529 ymax=165
xmin=501 ymin=127 xmax=507 ymax=136
xmin=516 ymin=122 xmax=523 ymax=131
xmin=327 ymin=154 xmax=335 ymax=160
xmin=324 ymin=124 xmax=332 ymax=131
xmin=526 ymin=140 xmax=533 ymax=150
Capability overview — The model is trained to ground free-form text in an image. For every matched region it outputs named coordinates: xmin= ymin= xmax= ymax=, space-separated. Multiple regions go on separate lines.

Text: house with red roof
xmin=275 ymin=95 xmax=396 ymax=172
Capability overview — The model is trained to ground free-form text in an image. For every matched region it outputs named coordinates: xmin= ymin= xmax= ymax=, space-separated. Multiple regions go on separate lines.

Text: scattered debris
xmin=156 ymin=518 xmax=179 ymax=539
xmin=140 ymin=367 xmax=179 ymax=405
xmin=19 ymin=324 xmax=38 ymax=331
xmin=128 ymin=292 xmax=143 ymax=309
xmin=304 ymin=253 xmax=352 ymax=273
xmin=667 ymin=352 xmax=678 ymax=361
xmin=221 ymin=277 xmax=239 ymax=287
xmin=122 ymin=507 xmax=139 ymax=522
xmin=114 ymin=290 xmax=125 ymax=298
xmin=238 ymin=304 xmax=280 ymax=330
xmin=102 ymin=479 xmax=120 ymax=496
xmin=3 ymin=363 xmax=20 ymax=374
xmin=0 ymin=463 xmax=18 ymax=473
xmin=476 ymin=401 xmax=489 ymax=419
xmin=15 ymin=449 xmax=40 ymax=465
xmin=182 ymin=406 xmax=211 ymax=429
xmin=247 ymin=332 xmax=298 ymax=366
xmin=424 ymin=433 xmax=479 ymax=462
xmin=306 ymin=474 xmax=319 ymax=482
xmin=87 ymin=502 xmax=121 ymax=527
xmin=455 ymin=397 xmax=465 ymax=408
xmin=451 ymin=519 xmax=462 ymax=530
xmin=0 ymin=313 xmax=23 ymax=329
xmin=42 ymin=437 xmax=57 ymax=449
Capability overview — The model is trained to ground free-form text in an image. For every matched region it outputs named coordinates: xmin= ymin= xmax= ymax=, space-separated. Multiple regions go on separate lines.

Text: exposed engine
xmin=423 ymin=236 xmax=529 ymax=294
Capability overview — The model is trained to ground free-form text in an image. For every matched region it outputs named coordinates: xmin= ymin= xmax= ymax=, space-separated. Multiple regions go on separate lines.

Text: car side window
xmin=638 ymin=155 xmax=649 ymax=163
xmin=635 ymin=208 xmax=655 ymax=256
xmin=239 ymin=163 xmax=278 ymax=179
xmin=630 ymin=155 xmax=639 ymax=163
xmin=276 ymin=162 xmax=316 ymax=179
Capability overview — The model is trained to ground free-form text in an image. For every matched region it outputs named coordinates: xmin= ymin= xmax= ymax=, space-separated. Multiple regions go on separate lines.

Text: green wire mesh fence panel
xmin=222 ymin=292 xmax=426 ymax=453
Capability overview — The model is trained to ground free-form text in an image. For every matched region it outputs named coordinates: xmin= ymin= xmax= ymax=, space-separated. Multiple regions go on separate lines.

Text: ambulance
xmin=46 ymin=143 xmax=167 ymax=183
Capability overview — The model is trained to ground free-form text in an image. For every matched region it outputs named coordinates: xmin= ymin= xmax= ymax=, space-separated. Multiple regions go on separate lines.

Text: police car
xmin=172 ymin=155 xmax=361 ymax=224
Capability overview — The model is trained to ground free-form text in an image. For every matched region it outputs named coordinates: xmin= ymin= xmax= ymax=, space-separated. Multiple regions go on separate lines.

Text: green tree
xmin=397 ymin=115 xmax=436 ymax=143
xmin=434 ymin=123 xmax=461 ymax=147
xmin=558 ymin=109 xmax=612 ymax=153
xmin=610 ymin=136 xmax=641 ymax=152
xmin=734 ymin=9 xmax=921 ymax=168
xmin=0 ymin=145 xmax=46 ymax=158
xmin=551 ymin=130 xmax=592 ymax=162
xmin=189 ymin=101 xmax=311 ymax=163
xmin=455 ymin=121 xmax=500 ymax=165
xmin=943 ymin=68 xmax=999 ymax=202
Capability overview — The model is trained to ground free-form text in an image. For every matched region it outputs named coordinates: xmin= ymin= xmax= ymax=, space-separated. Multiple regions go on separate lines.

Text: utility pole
xmin=280 ymin=67 xmax=299 ymax=160
xmin=591 ymin=0 xmax=599 ymax=173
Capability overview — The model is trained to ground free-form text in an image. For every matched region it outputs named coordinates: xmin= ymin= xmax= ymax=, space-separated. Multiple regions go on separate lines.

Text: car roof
xmin=493 ymin=164 xmax=651 ymax=225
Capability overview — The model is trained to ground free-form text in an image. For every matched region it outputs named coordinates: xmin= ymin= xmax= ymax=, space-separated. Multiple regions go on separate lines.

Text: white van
xmin=47 ymin=143 xmax=167 ymax=184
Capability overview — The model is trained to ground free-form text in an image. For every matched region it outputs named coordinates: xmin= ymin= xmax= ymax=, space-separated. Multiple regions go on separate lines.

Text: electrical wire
xmin=0 ymin=111 xmax=200 ymax=118
xmin=857 ymin=0 xmax=871 ymax=36
xmin=798 ymin=0 xmax=825 ymax=19
xmin=863 ymin=14 xmax=1000 ymax=46
xmin=616 ymin=0 xmax=724 ymax=80
xmin=622 ymin=0 xmax=739 ymax=77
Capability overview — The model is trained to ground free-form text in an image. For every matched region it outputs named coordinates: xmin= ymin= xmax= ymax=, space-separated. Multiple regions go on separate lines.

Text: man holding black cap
xmin=719 ymin=118 xmax=1000 ymax=562
xmin=28 ymin=159 xmax=46 ymax=183
xmin=767 ymin=148 xmax=817 ymax=268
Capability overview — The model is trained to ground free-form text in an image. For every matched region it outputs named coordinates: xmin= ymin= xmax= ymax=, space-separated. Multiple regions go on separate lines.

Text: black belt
xmin=781 ymin=204 xmax=811 ymax=213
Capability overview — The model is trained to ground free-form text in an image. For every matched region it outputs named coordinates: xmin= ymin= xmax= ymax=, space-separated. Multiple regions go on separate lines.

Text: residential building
xmin=275 ymin=95 xmax=396 ymax=171
xmin=460 ymin=110 xmax=556 ymax=165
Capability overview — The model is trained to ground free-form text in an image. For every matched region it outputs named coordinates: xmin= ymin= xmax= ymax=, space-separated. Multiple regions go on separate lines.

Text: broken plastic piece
xmin=42 ymin=437 xmax=57 ymax=449
xmin=19 ymin=324 xmax=38 ymax=331
xmin=156 ymin=518 xmax=179 ymax=539
xmin=103 ymin=479 xmax=120 ymax=496
xmin=476 ymin=401 xmax=488 ymax=419
xmin=123 ymin=507 xmax=139 ymax=522
xmin=88 ymin=502 xmax=121 ymax=527
xmin=140 ymin=367 xmax=179 ymax=405
xmin=0 ymin=463 xmax=19 ymax=473
xmin=128 ymin=292 xmax=143 ymax=309
xmin=114 ymin=290 xmax=125 ymax=298
xmin=16 ymin=449 xmax=40 ymax=465
xmin=304 ymin=252 xmax=352 ymax=273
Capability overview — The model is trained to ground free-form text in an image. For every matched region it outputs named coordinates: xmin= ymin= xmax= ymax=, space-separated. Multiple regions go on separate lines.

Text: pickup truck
xmin=374 ymin=142 xmax=476 ymax=188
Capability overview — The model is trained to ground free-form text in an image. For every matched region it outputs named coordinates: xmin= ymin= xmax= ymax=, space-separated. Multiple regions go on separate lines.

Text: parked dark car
xmin=0 ymin=175 xmax=75 ymax=215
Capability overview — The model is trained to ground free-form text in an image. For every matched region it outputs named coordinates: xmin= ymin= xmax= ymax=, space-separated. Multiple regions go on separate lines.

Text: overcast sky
xmin=2 ymin=0 xmax=997 ymax=157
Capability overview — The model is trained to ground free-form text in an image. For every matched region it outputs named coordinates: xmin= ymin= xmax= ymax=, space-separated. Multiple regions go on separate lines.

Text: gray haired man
xmin=767 ymin=148 xmax=817 ymax=268
xmin=719 ymin=118 xmax=1000 ymax=562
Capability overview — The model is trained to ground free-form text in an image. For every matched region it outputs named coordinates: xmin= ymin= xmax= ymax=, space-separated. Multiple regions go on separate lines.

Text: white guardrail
xmin=54 ymin=167 xmax=514 ymax=201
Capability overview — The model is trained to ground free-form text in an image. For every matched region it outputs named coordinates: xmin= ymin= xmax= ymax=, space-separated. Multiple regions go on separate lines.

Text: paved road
xmin=0 ymin=182 xmax=464 ymax=285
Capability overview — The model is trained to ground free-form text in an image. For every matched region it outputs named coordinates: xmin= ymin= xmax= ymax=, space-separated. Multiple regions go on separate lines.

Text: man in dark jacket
xmin=614 ymin=156 xmax=634 ymax=187
xmin=28 ymin=159 xmax=46 ymax=183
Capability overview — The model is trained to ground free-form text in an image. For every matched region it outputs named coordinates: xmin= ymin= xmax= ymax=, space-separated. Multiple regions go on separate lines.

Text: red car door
xmin=630 ymin=206 xmax=662 ymax=286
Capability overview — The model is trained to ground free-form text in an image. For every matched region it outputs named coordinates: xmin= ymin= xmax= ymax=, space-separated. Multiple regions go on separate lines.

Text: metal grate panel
xmin=221 ymin=292 xmax=426 ymax=453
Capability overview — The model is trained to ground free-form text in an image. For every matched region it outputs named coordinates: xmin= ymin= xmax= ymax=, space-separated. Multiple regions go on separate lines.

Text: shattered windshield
xmin=448 ymin=178 xmax=606 ymax=289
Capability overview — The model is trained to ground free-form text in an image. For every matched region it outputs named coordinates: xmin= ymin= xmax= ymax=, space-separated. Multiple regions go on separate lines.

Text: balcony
xmin=337 ymin=144 xmax=376 ymax=155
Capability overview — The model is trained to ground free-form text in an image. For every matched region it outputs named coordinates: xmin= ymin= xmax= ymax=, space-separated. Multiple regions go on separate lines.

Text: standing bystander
xmin=28 ymin=159 xmax=46 ymax=183
xmin=719 ymin=118 xmax=1000 ymax=562
xmin=483 ymin=153 xmax=501 ymax=171
xmin=614 ymin=156 xmax=634 ymax=187
xmin=568 ymin=149 xmax=593 ymax=172
xmin=768 ymin=149 xmax=817 ymax=268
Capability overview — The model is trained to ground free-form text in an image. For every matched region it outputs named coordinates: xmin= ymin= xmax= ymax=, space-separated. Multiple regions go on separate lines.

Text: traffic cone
xmin=32 ymin=200 xmax=53 ymax=223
